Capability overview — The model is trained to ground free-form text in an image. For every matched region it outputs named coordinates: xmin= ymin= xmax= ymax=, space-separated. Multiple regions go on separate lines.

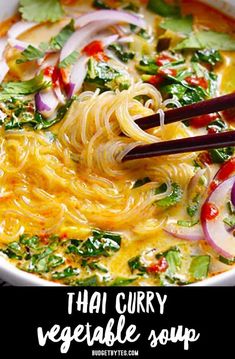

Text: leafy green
xmin=123 ymin=2 xmax=140 ymax=13
xmin=108 ymin=43 xmax=135 ymax=63
xmin=207 ymin=118 xmax=227 ymax=133
xmin=52 ymin=266 xmax=80 ymax=279
xmin=75 ymin=275 xmax=99 ymax=286
xmin=16 ymin=45 xmax=46 ymax=64
xmin=209 ymin=147 xmax=234 ymax=164
xmin=110 ymin=277 xmax=137 ymax=286
xmin=187 ymin=194 xmax=200 ymax=217
xmin=161 ymin=64 xmax=217 ymax=105
xmin=67 ymin=230 xmax=121 ymax=258
xmin=165 ymin=248 xmax=181 ymax=273
xmin=177 ymin=219 xmax=199 ymax=227
xmin=155 ymin=183 xmax=183 ymax=208
xmin=3 ymin=242 xmax=24 ymax=259
xmin=128 ymin=256 xmax=147 ymax=274
xmin=189 ymin=255 xmax=210 ymax=280
xmin=160 ymin=15 xmax=193 ymax=35
xmin=223 ymin=216 xmax=235 ymax=228
xmin=155 ymin=182 xmax=168 ymax=195
xmin=19 ymin=0 xmax=64 ymax=23
xmin=85 ymin=58 xmax=130 ymax=91
xmin=147 ymin=0 xmax=180 ymax=17
xmin=92 ymin=0 xmax=111 ymax=9
xmin=82 ymin=261 xmax=108 ymax=273
xmin=16 ymin=20 xmax=75 ymax=64
xmin=132 ymin=177 xmax=151 ymax=188
xmin=0 ymin=96 xmax=74 ymax=131
xmin=227 ymin=201 xmax=235 ymax=215
xmin=137 ymin=28 xmax=151 ymax=40
xmin=19 ymin=234 xmax=40 ymax=249
xmin=50 ymin=20 xmax=75 ymax=50
xmin=59 ymin=51 xmax=79 ymax=68
xmin=136 ymin=56 xmax=158 ymax=74
xmin=176 ymin=30 xmax=235 ymax=51
xmin=219 ymin=256 xmax=235 ymax=266
xmin=192 ymin=49 xmax=223 ymax=67
xmin=0 ymin=75 xmax=49 ymax=97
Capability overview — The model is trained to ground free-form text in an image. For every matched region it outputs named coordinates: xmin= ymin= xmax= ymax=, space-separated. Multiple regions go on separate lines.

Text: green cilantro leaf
xmin=155 ymin=183 xmax=183 ymax=208
xmin=176 ymin=30 xmax=235 ymax=51
xmin=109 ymin=277 xmax=137 ymax=286
xmin=16 ymin=45 xmax=45 ymax=64
xmin=50 ymin=19 xmax=75 ymax=50
xmin=209 ymin=147 xmax=234 ymax=164
xmin=19 ymin=0 xmax=64 ymax=23
xmin=59 ymin=51 xmax=79 ymax=68
xmin=160 ymin=15 xmax=193 ymax=35
xmin=192 ymin=49 xmax=223 ymax=67
xmin=189 ymin=255 xmax=210 ymax=280
xmin=1 ymin=74 xmax=49 ymax=96
xmin=132 ymin=177 xmax=151 ymax=188
xmin=148 ymin=0 xmax=180 ymax=17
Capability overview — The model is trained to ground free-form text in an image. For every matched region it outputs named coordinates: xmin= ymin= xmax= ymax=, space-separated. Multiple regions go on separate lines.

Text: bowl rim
xmin=0 ymin=0 xmax=235 ymax=286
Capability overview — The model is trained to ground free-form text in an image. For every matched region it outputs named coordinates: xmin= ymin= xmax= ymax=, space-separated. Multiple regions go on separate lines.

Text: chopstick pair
xmin=122 ymin=93 xmax=235 ymax=162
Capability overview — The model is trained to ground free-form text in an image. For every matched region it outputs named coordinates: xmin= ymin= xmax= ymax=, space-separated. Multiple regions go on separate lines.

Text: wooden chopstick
xmin=135 ymin=92 xmax=235 ymax=130
xmin=122 ymin=130 xmax=235 ymax=162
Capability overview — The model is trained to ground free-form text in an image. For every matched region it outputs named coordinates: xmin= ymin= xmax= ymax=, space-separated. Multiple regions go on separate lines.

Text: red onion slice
xmin=98 ymin=34 xmax=119 ymax=47
xmin=60 ymin=20 xmax=117 ymax=61
xmin=231 ymin=181 xmax=235 ymax=206
xmin=74 ymin=10 xmax=146 ymax=29
xmin=35 ymin=89 xmax=59 ymax=118
xmin=54 ymin=86 xmax=66 ymax=104
xmin=201 ymin=175 xmax=235 ymax=258
xmin=8 ymin=38 xmax=30 ymax=51
xmin=69 ymin=55 xmax=89 ymax=97
xmin=8 ymin=21 xmax=37 ymax=39
xmin=164 ymin=223 xmax=204 ymax=241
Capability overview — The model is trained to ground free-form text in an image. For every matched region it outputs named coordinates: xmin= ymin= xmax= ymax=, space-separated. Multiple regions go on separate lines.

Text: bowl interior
xmin=0 ymin=0 xmax=235 ymax=286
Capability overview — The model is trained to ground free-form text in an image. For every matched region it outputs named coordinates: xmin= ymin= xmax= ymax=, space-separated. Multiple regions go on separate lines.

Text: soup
xmin=0 ymin=0 xmax=235 ymax=286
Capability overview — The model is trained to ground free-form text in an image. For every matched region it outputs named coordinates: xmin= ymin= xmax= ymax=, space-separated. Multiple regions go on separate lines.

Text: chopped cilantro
xmin=155 ymin=183 xmax=183 ymax=208
xmin=16 ymin=45 xmax=46 ymax=64
xmin=1 ymin=74 xmax=49 ymax=97
xmin=109 ymin=277 xmax=137 ymax=286
xmin=50 ymin=19 xmax=75 ymax=50
xmin=19 ymin=0 xmax=64 ymax=23
xmin=189 ymin=255 xmax=210 ymax=280
xmin=192 ymin=49 xmax=223 ymax=67
xmin=209 ymin=147 xmax=234 ymax=164
xmin=108 ymin=43 xmax=135 ymax=63
xmin=223 ymin=216 xmax=235 ymax=228
xmin=160 ymin=15 xmax=193 ymax=35
xmin=132 ymin=177 xmax=151 ymax=188
xmin=176 ymin=30 xmax=235 ymax=51
xmin=59 ymin=51 xmax=79 ymax=68
xmin=148 ymin=0 xmax=180 ymax=17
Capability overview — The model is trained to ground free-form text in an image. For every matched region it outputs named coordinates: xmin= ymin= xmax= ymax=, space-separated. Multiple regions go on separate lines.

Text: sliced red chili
xmin=201 ymin=202 xmax=219 ymax=221
xmin=147 ymin=74 xmax=164 ymax=86
xmin=198 ymin=152 xmax=212 ymax=165
xmin=147 ymin=257 xmax=168 ymax=273
xmin=156 ymin=53 xmax=174 ymax=66
xmin=83 ymin=40 xmax=104 ymax=57
xmin=185 ymin=76 xmax=208 ymax=89
xmin=215 ymin=158 xmax=235 ymax=182
xmin=190 ymin=113 xmax=218 ymax=128
xmin=159 ymin=67 xmax=177 ymax=77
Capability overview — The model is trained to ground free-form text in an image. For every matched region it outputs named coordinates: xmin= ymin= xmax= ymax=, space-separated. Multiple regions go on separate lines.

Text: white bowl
xmin=0 ymin=0 xmax=235 ymax=286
